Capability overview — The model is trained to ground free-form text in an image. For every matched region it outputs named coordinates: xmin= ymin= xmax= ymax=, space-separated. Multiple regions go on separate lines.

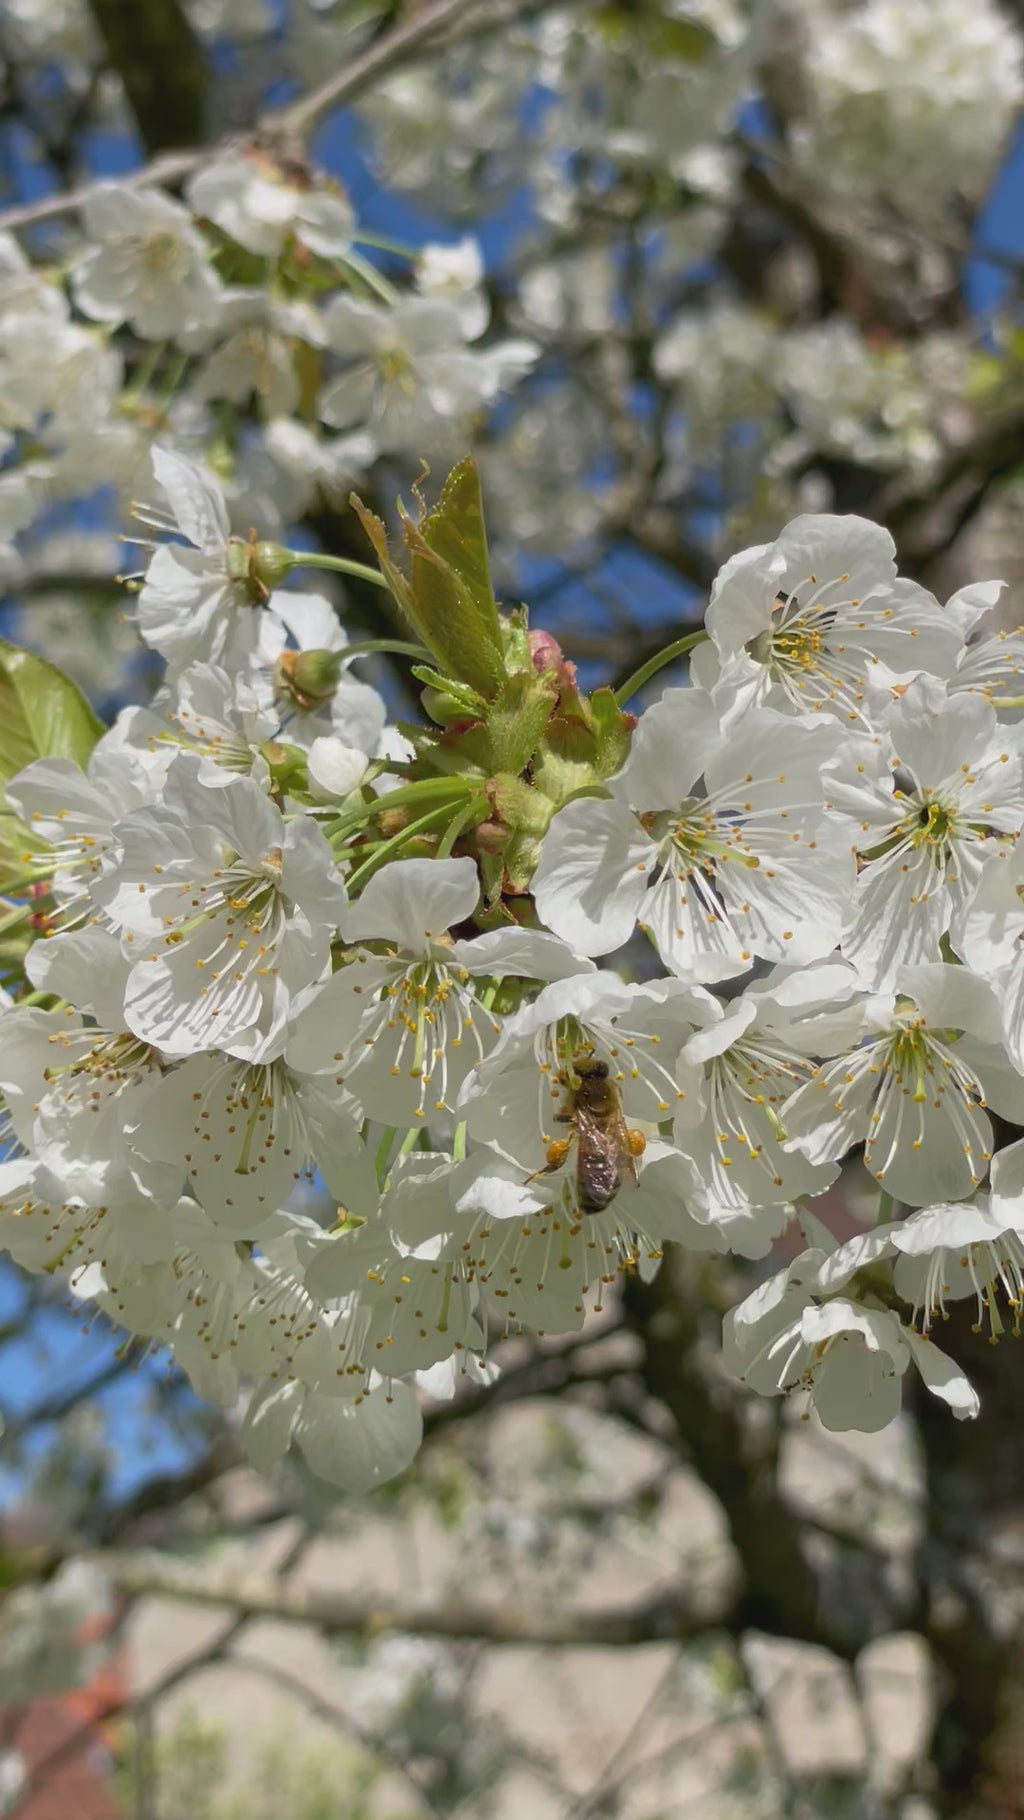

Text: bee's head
xmin=574 ymin=1055 xmax=609 ymax=1081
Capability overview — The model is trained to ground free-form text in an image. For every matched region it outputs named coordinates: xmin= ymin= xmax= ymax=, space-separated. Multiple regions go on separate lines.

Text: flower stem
xmin=335 ymin=248 xmax=401 ymax=306
xmin=353 ymin=230 xmax=417 ymax=258
xmin=344 ymin=801 xmax=463 ymax=891
xmin=285 ymin=551 xmax=391 ymax=590
xmin=0 ymin=899 xmax=37 ymax=937
xmin=374 ymin=1126 xmax=396 ymax=1184
xmin=614 ymin=628 xmax=708 ymax=707
xmin=327 ymin=776 xmax=477 ymax=846
xmin=435 ymin=794 xmax=487 ymax=859
xmin=341 ymin=638 xmax=431 ymax=662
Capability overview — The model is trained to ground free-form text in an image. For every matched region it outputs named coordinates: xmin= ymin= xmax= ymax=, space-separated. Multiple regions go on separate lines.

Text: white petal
xmin=151 ymin=445 xmax=229 ymax=552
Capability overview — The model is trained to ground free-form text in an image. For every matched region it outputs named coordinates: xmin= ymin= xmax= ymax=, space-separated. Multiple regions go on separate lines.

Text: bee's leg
xmin=626 ymin=1128 xmax=646 ymax=1185
xmin=524 ymin=1137 xmax=572 ymax=1187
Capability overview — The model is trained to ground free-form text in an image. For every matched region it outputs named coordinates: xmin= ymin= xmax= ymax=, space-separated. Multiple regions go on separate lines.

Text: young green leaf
xmin=0 ymin=639 xmax=105 ymax=785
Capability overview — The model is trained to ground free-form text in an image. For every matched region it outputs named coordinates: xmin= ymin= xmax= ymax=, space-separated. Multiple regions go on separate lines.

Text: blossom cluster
xmin=0 ymin=148 xmax=537 ymax=586
xmin=4 ymin=448 xmax=1024 ymax=1490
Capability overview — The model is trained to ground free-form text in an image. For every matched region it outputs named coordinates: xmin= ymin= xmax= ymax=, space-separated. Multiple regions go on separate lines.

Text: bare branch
xmin=89 ymin=1548 xmax=733 ymax=1646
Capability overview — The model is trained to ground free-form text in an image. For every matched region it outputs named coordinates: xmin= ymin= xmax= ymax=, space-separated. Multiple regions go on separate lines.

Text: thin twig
xmin=279 ymin=0 xmax=484 ymax=137
xmin=0 ymin=0 xmax=490 ymax=235
xmin=220 ymin=1653 xmax=448 ymax=1820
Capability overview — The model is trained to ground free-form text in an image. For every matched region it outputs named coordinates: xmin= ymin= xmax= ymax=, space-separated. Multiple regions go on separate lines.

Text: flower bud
xmin=421 ymin=685 xmax=481 ymax=727
xmin=473 ymin=818 xmax=508 ymax=854
xmin=274 ymin=648 xmax=345 ymax=710
xmin=528 ymin=627 xmax=578 ymax=694
xmin=378 ymin=805 xmax=411 ymax=838
xmin=249 ymin=540 xmax=294 ymax=593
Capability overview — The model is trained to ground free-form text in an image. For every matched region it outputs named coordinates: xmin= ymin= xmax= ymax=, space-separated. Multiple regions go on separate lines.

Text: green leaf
xmin=0 ymin=638 xmax=105 ymax=782
xmin=349 ymin=496 xmax=421 ymax=629
xmin=419 ymin=457 xmax=501 ymax=651
xmin=0 ymin=640 xmax=105 ymax=892
xmin=352 ymin=463 xmax=506 ymax=700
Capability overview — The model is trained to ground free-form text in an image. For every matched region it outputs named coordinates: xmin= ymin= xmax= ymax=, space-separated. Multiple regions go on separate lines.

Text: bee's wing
xmin=575 ymin=1105 xmax=623 ymax=1210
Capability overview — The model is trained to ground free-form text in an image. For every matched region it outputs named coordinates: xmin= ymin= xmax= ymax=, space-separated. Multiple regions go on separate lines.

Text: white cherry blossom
xmin=415 ymin=237 xmax=490 ymax=338
xmin=459 ymin=971 xmax=713 ymax=1172
xmin=942 ymin=580 xmax=1024 ymax=704
xmin=72 ymin=184 xmax=222 ymax=340
xmin=782 ymin=963 xmax=1024 ymax=1205
xmin=956 ymin=839 xmax=1024 ymax=1074
xmin=533 ymin=690 xmax=853 ymax=980
xmin=828 ymin=675 xmax=1024 ymax=989
xmin=288 ymin=857 xmax=589 ymax=1123
xmin=268 ymin=589 xmax=387 ymax=758
xmin=132 ymin=446 xmax=288 ymax=674
xmin=318 ymin=294 xmax=537 ymax=455
xmin=92 ymin=757 xmax=346 ymax=1057
xmin=885 ymin=1198 xmax=1024 ymax=1339
xmin=723 ymin=1230 xmax=979 ymax=1430
xmin=124 ymin=661 xmax=279 ymax=782
xmin=6 ymin=721 xmax=170 ymax=920
xmin=690 ymin=513 xmax=961 ymax=723
xmin=241 ymin=1373 xmax=423 ymax=1492
xmin=672 ymin=972 xmax=841 ymax=1246
xmin=188 ymin=150 xmax=356 ymax=259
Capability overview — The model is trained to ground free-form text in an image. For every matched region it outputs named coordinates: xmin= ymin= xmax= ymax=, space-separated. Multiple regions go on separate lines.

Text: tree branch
xmin=86 ymin=0 xmax=208 ymax=155
xmin=0 ymin=0 xmax=495 ymax=235
xmin=89 ymin=1548 xmax=733 ymax=1647
xmin=621 ymin=1257 xmax=898 ymax=1660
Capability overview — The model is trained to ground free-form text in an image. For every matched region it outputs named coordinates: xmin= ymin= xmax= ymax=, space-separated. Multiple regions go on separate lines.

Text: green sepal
xmin=502 ymin=828 xmax=546 ymax=895
xmin=488 ymin=773 xmax=556 ymax=841
xmin=476 ymin=845 xmax=512 ymax=914
xmin=261 ymin=740 xmax=308 ymax=795
xmin=276 ymin=647 xmax=345 ymax=707
xmin=420 ymin=688 xmax=477 ymax=729
xmin=531 ymin=713 xmax=606 ymax=808
xmin=479 ymin=670 xmax=558 ymax=776
xmin=590 ymin=687 xmax=634 ymax=777
xmin=501 ymin=606 xmax=532 ymax=672
xmin=394 ymin=722 xmax=487 ymax=783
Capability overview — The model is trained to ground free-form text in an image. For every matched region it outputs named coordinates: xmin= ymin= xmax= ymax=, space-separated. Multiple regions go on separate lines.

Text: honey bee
xmin=530 ymin=1052 xmax=647 ymax=1214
